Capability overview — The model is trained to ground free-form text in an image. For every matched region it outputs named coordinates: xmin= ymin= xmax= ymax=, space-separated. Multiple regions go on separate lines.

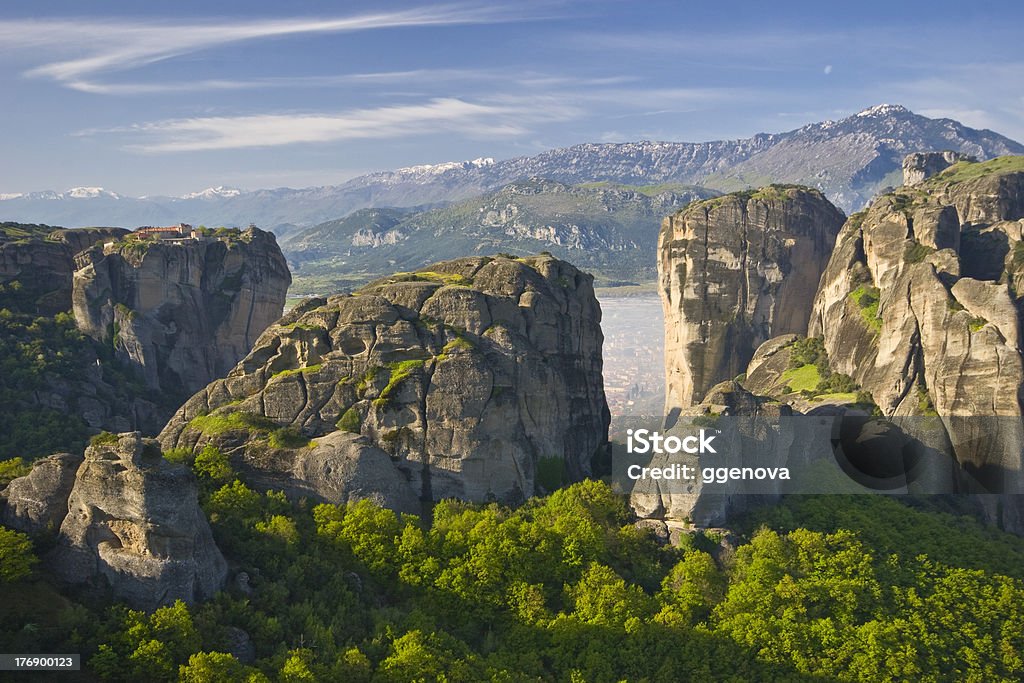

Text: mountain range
xmin=282 ymin=178 xmax=716 ymax=290
xmin=2 ymin=105 xmax=1021 ymax=232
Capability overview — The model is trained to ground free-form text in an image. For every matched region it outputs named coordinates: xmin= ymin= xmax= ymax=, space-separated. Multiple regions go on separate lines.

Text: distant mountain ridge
xmin=282 ymin=178 xmax=717 ymax=289
xmin=2 ymin=105 xmax=1021 ymax=228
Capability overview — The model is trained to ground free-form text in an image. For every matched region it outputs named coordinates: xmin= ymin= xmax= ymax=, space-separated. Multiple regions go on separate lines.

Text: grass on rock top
xmin=188 ymin=411 xmax=278 ymax=435
xmin=386 ymin=271 xmax=474 ymax=287
xmin=188 ymin=410 xmax=313 ymax=449
xmin=780 ymin=364 xmax=822 ymax=393
xmin=927 ymin=155 xmax=1024 ymax=185
xmin=271 ymin=364 xmax=323 ymax=379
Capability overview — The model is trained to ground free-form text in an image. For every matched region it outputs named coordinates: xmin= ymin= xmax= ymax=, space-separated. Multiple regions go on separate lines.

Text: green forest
xmin=2 ymin=451 xmax=1023 ymax=681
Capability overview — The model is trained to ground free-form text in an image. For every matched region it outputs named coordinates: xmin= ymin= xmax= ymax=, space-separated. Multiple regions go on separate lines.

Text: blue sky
xmin=1 ymin=0 xmax=1022 ymax=196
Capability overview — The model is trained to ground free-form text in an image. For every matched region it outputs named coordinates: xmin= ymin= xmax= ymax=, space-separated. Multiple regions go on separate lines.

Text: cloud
xmin=824 ymin=65 xmax=833 ymax=75
xmin=0 ymin=5 xmax=538 ymax=92
xmin=96 ymin=97 xmax=580 ymax=152
xmin=59 ymin=68 xmax=637 ymax=96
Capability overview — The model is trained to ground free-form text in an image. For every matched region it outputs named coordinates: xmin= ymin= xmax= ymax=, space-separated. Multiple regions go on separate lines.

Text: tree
xmin=193 ymin=444 xmax=232 ymax=484
xmin=656 ymin=549 xmax=725 ymax=626
xmin=179 ymin=652 xmax=270 ymax=683
xmin=0 ymin=526 xmax=36 ymax=582
xmin=566 ymin=563 xmax=652 ymax=629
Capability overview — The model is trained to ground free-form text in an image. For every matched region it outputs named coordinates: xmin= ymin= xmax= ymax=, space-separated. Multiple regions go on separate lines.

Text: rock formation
xmin=159 ymin=254 xmax=609 ymax=508
xmin=658 ymin=186 xmax=845 ymax=416
xmin=1 ymin=453 xmax=83 ymax=534
xmin=902 ymin=151 xmax=977 ymax=186
xmin=0 ymin=226 xmax=127 ymax=315
xmin=630 ymin=380 xmax=794 ymax=528
xmin=72 ymin=226 xmax=291 ymax=397
xmin=46 ymin=432 xmax=226 ymax=610
xmin=809 ymin=156 xmax=1024 ymax=527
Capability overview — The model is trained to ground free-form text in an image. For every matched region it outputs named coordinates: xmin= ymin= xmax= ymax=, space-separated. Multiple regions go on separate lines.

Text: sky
xmin=1 ymin=0 xmax=1022 ymax=196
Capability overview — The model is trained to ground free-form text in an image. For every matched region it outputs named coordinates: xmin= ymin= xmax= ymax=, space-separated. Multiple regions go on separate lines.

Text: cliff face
xmin=658 ymin=186 xmax=845 ymax=414
xmin=159 ymin=255 xmax=609 ymax=508
xmin=0 ymin=225 xmax=127 ymax=315
xmin=810 ymin=157 xmax=1024 ymax=513
xmin=3 ymin=434 xmax=225 ymax=610
xmin=73 ymin=227 xmax=291 ymax=397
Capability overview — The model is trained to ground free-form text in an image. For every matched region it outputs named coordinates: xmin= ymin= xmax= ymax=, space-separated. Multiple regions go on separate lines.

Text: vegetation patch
xmin=917 ymin=386 xmax=938 ymax=416
xmin=535 ymin=455 xmax=566 ymax=492
xmin=336 ymin=407 xmax=361 ymax=434
xmin=268 ymin=427 xmax=311 ymax=450
xmin=7 ymin=477 xmax=1024 ymax=681
xmin=162 ymin=447 xmax=194 ymax=466
xmin=192 ymin=444 xmax=233 ymax=484
xmin=845 ymin=210 xmax=868 ymax=233
xmin=780 ymin=363 xmax=822 ymax=393
xmin=783 ymin=336 xmax=862 ymax=399
xmin=379 ymin=359 xmax=426 ymax=401
xmin=89 ymin=431 xmax=120 ymax=448
xmin=391 ymin=271 xmax=474 ymax=287
xmin=928 ymin=155 xmax=1024 ymax=185
xmin=355 ymin=366 xmax=383 ymax=394
xmin=188 ymin=411 xmax=278 ymax=436
xmin=787 ymin=336 xmax=827 ymax=369
xmin=691 ymin=412 xmax=720 ymax=428
xmin=904 ymin=241 xmax=935 ymax=264
xmin=0 ymin=457 xmax=30 ymax=486
xmin=750 ymin=184 xmax=802 ymax=202
xmin=968 ymin=316 xmax=987 ymax=333
xmin=437 ymin=336 xmax=473 ymax=362
xmin=271 ymin=364 xmax=323 ymax=379
xmin=113 ymin=303 xmax=137 ymax=321
xmin=849 ymin=285 xmax=882 ymax=331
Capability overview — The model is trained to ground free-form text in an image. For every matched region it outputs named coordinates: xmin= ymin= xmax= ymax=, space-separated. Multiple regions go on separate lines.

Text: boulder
xmin=48 ymin=433 xmax=226 ymax=610
xmin=1 ymin=453 xmax=83 ymax=534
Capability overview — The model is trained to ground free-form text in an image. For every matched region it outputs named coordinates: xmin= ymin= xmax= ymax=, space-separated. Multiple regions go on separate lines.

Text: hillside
xmin=283 ymin=179 xmax=716 ymax=292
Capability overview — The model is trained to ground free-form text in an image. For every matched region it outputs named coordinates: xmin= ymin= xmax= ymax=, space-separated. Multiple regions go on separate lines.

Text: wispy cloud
xmin=94 ymin=97 xmax=580 ymax=152
xmin=60 ymin=68 xmax=636 ymax=96
xmin=0 ymin=5 xmax=538 ymax=92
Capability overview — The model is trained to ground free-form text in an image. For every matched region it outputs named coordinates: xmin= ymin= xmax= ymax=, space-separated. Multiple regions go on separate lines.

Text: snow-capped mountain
xmin=2 ymin=105 xmax=1021 ymax=230
xmin=179 ymin=186 xmax=243 ymax=200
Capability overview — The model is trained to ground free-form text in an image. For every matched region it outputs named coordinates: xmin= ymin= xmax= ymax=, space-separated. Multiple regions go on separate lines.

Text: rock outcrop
xmin=630 ymin=381 xmax=794 ymax=528
xmin=159 ymin=255 xmax=609 ymax=507
xmin=810 ymin=156 xmax=1024 ymax=529
xmin=0 ymin=225 xmax=127 ymax=315
xmin=72 ymin=227 xmax=291 ymax=397
xmin=47 ymin=432 xmax=226 ymax=610
xmin=1 ymin=453 xmax=83 ymax=534
xmin=902 ymin=151 xmax=977 ymax=186
xmin=658 ymin=186 xmax=845 ymax=415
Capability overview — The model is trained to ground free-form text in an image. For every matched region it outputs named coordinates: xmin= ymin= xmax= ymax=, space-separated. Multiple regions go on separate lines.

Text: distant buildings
xmin=134 ymin=223 xmax=193 ymax=238
xmin=132 ymin=223 xmax=214 ymax=242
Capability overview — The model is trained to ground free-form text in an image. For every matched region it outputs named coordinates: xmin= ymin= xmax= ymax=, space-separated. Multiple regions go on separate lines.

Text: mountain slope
xmin=282 ymin=179 xmax=717 ymax=290
xmin=2 ymin=105 xmax=1021 ymax=228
